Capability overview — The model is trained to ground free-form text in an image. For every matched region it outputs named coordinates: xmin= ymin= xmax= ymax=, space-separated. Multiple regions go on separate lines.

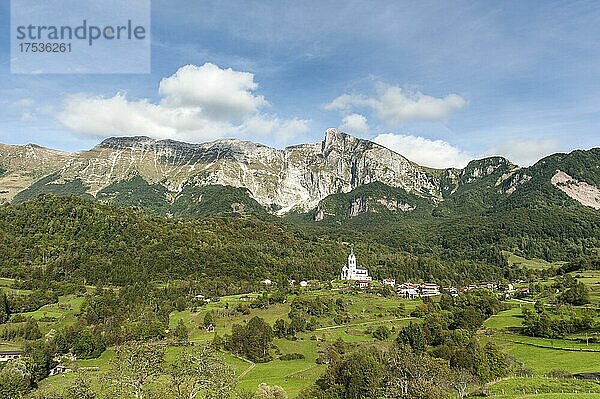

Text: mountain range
xmin=1 ymin=128 xmax=599 ymax=220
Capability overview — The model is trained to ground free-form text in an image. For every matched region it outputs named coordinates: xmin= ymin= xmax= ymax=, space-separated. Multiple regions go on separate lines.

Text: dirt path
xmin=234 ymin=354 xmax=256 ymax=378
xmin=315 ymin=317 xmax=413 ymax=331
xmin=285 ymin=364 xmax=318 ymax=379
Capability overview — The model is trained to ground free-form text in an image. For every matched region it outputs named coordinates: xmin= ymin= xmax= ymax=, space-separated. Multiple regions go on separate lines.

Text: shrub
xmin=279 ymin=353 xmax=305 ymax=361
xmin=545 ymin=369 xmax=572 ymax=378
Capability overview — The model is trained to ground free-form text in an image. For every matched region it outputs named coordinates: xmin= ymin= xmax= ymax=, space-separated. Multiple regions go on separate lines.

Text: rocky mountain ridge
xmin=0 ymin=129 xmax=598 ymax=216
xmin=0 ymin=143 xmax=70 ymax=202
xmin=1 ymin=129 xmax=442 ymax=212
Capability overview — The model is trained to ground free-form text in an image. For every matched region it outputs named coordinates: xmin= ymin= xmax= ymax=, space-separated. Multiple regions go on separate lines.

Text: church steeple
xmin=348 ymin=247 xmax=356 ymax=271
xmin=340 ymin=246 xmax=371 ymax=282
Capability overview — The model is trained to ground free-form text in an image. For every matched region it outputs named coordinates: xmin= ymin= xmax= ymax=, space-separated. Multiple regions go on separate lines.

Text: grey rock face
xmin=45 ymin=129 xmax=443 ymax=213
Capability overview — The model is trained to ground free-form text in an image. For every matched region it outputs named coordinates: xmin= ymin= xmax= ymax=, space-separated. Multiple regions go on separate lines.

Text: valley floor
xmin=1 ymin=269 xmax=600 ymax=398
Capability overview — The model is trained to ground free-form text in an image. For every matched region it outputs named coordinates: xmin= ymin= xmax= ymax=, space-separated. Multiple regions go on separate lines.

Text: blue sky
xmin=1 ymin=0 xmax=599 ymax=168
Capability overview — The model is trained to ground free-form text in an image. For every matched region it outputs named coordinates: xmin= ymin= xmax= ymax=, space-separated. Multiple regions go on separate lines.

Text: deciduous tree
xmin=106 ymin=341 xmax=165 ymax=399
xmin=168 ymin=346 xmax=235 ymax=399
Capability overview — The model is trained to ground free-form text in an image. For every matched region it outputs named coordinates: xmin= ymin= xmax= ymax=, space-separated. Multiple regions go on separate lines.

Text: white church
xmin=340 ymin=248 xmax=371 ymax=281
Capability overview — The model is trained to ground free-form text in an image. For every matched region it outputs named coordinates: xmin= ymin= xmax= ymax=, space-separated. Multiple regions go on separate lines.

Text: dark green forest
xmin=0 ymin=185 xmax=598 ymax=293
xmin=0 ymin=195 xmax=514 ymax=290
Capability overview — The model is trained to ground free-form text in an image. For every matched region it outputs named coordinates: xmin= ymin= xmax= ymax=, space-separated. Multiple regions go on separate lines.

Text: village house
xmin=340 ymin=248 xmax=372 ymax=281
xmin=53 ymin=353 xmax=77 ymax=363
xmin=0 ymin=350 xmax=22 ymax=362
xmin=460 ymin=284 xmax=479 ymax=293
xmin=501 ymin=283 xmax=516 ymax=299
xmin=49 ymin=364 xmax=70 ymax=376
xmin=356 ymin=280 xmax=370 ymax=289
xmin=382 ymin=278 xmax=396 ymax=287
xmin=478 ymin=282 xmax=497 ymax=291
xmin=397 ymin=283 xmax=420 ymax=299
xmin=396 ymin=282 xmax=441 ymax=298
xmin=420 ymin=283 xmax=441 ymax=297
xmin=193 ymin=294 xmax=211 ymax=304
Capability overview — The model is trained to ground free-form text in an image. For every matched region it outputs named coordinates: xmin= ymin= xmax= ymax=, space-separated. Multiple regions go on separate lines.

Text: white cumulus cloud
xmin=158 ymin=63 xmax=268 ymax=122
xmin=57 ymin=63 xmax=309 ymax=144
xmin=339 ymin=113 xmax=368 ymax=133
xmin=487 ymin=138 xmax=561 ymax=166
xmin=326 ymin=83 xmax=467 ymax=125
xmin=374 ymin=133 xmax=472 ymax=169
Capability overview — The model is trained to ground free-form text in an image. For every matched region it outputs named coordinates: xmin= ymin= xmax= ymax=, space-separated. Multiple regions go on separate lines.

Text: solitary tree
xmin=253 ymin=383 xmax=288 ymax=399
xmin=0 ymin=359 xmax=32 ymax=399
xmin=203 ymin=311 xmax=214 ymax=327
xmin=173 ymin=319 xmax=189 ymax=342
xmin=168 ymin=346 xmax=236 ymax=399
xmin=106 ymin=341 xmax=165 ymax=399
xmin=450 ymin=369 xmax=476 ymax=399
xmin=382 ymin=346 xmax=452 ymax=399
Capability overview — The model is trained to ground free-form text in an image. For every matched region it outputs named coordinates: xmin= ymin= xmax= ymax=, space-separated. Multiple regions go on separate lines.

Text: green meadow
xmin=20 ymin=288 xmax=416 ymax=397
xmin=504 ymin=252 xmax=566 ymax=271
xmin=3 ymin=264 xmax=600 ymax=398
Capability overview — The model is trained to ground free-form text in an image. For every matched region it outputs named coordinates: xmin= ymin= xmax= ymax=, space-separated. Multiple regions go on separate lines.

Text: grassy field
xmin=484 ymin=306 xmax=526 ymax=329
xmin=571 ymin=270 xmax=600 ymax=307
xmin=489 ymin=377 xmax=600 ymax=398
xmin=505 ymin=343 xmax=600 ymax=374
xmin=22 ymin=295 xmax=85 ymax=332
xmin=479 ymin=278 xmax=600 ymax=398
xmin=25 ymin=288 xmax=416 ymax=397
xmin=504 ymin=252 xmax=566 ymax=271
xmin=478 ymin=268 xmax=600 ymax=399
xmin=484 ymin=300 xmax=600 ymax=374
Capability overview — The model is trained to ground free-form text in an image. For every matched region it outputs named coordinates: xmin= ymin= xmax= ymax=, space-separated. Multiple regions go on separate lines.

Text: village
xmin=255 ymin=248 xmax=527 ymax=301
xmin=336 ymin=248 xmax=521 ymax=299
xmin=0 ymin=248 xmax=528 ymax=373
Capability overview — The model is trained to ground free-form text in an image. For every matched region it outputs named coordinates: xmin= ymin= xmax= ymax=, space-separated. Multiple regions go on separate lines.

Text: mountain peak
xmin=322 ymin=128 xmax=347 ymax=151
xmin=464 ymin=156 xmax=514 ymax=170
xmin=320 ymin=128 xmax=376 ymax=155
xmin=324 ymin=127 xmax=348 ymax=141
xmin=98 ymin=136 xmax=155 ymax=149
